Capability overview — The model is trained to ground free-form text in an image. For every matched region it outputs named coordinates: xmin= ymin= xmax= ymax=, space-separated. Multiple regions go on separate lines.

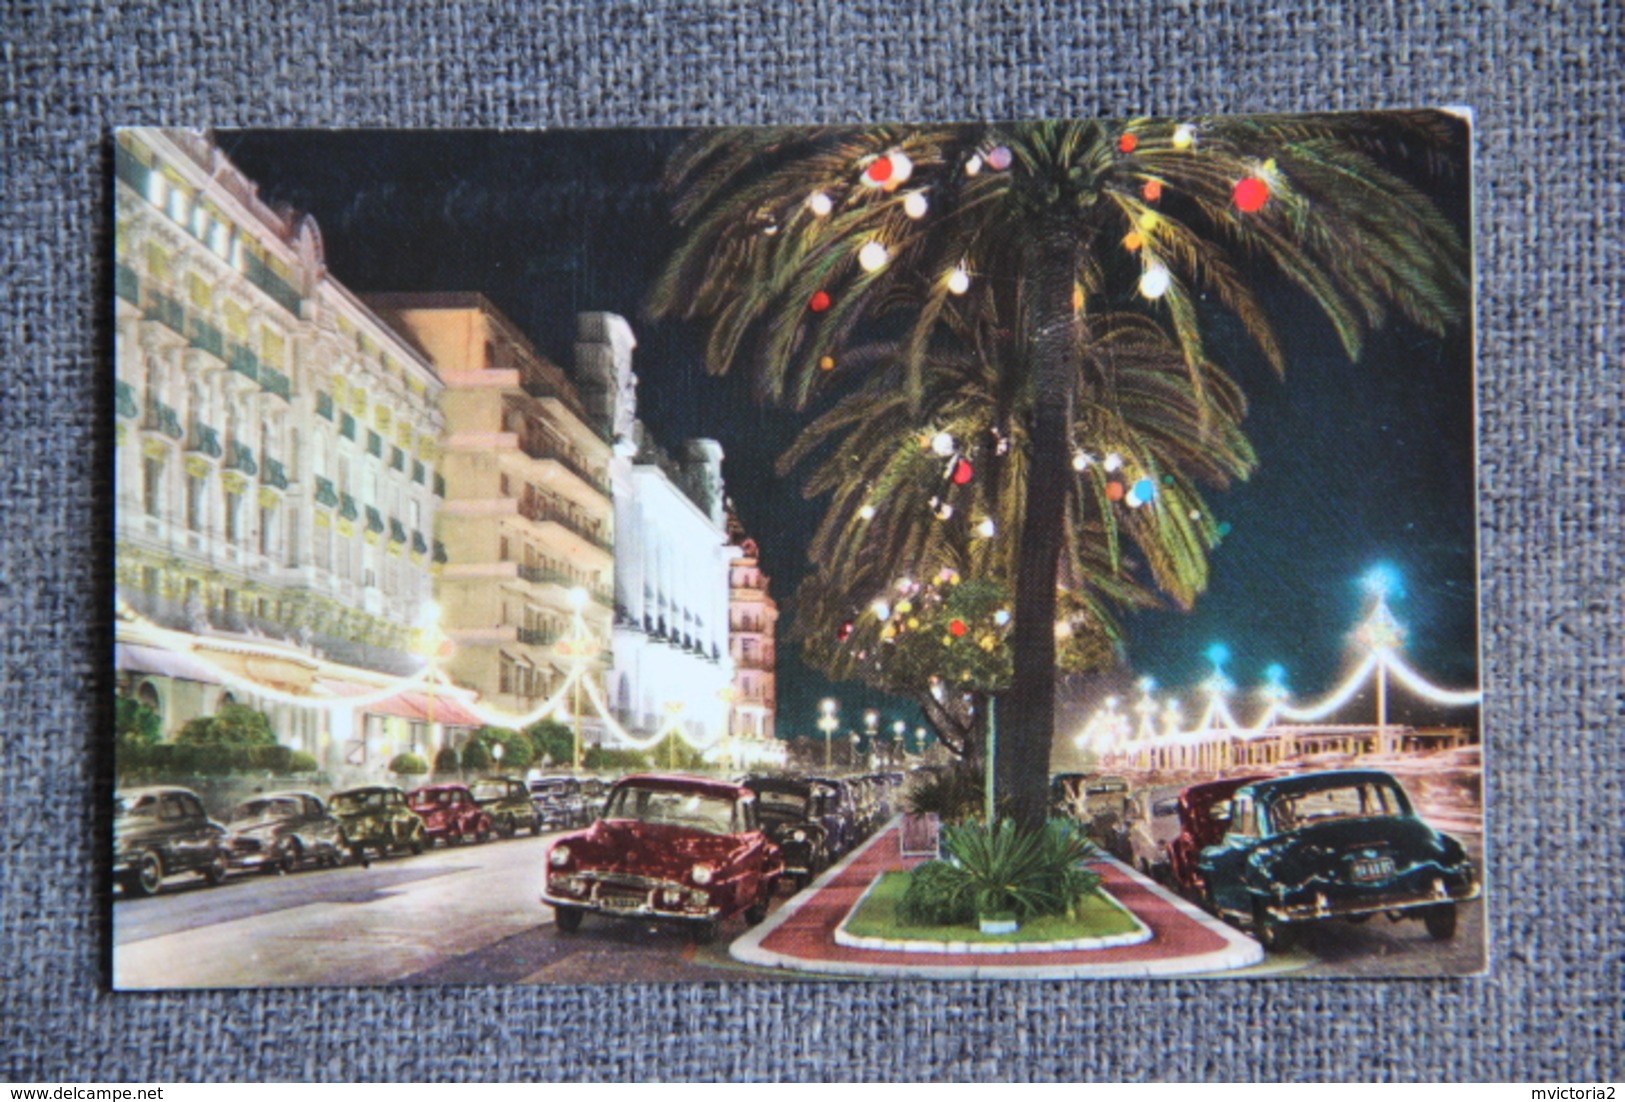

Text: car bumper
xmin=1265 ymin=876 xmax=1481 ymax=923
xmin=543 ymin=874 xmax=722 ymax=922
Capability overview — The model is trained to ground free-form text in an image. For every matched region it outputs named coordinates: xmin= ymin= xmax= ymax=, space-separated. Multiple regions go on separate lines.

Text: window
xmin=185 ymin=474 xmax=206 ymax=532
xmin=142 ymin=455 xmax=163 ymax=517
xmin=258 ymin=506 xmax=274 ymax=557
xmin=223 ymin=489 xmax=242 ymax=543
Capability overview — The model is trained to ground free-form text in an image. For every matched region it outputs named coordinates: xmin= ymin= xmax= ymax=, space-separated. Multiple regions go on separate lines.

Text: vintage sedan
xmin=114 ymin=786 xmax=232 ymax=896
xmin=1167 ymin=774 xmax=1269 ymax=899
xmin=224 ymin=790 xmax=347 ymax=873
xmin=408 ymin=783 xmax=495 ymax=846
xmin=741 ymin=775 xmax=837 ymax=890
xmin=801 ymin=775 xmax=861 ymax=857
xmin=1195 ymin=769 xmax=1480 ymax=950
xmin=542 ymin=774 xmax=785 ymax=943
xmin=329 ymin=785 xmax=426 ymax=860
xmin=471 ymin=777 xmax=541 ymax=837
xmin=529 ymin=776 xmax=586 ymax=831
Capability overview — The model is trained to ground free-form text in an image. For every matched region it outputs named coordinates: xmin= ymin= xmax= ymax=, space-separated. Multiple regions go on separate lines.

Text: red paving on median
xmin=737 ymin=823 xmax=1262 ymax=978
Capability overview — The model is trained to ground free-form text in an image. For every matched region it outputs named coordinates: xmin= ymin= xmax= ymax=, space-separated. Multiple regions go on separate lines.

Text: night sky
xmin=218 ymin=123 xmax=1478 ymax=739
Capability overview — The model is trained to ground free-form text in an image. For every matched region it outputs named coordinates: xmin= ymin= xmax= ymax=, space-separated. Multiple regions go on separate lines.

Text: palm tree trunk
xmin=998 ymin=218 xmax=1081 ymax=829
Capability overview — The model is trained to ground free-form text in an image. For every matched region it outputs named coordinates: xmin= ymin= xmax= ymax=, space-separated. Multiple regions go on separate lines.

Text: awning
xmin=316 ymin=678 xmax=485 ymax=727
xmin=115 ymin=642 xmax=221 ymax=684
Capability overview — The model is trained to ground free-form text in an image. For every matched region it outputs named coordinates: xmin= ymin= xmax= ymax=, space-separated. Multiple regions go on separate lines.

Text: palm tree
xmin=650 ymin=113 xmax=1467 ymax=826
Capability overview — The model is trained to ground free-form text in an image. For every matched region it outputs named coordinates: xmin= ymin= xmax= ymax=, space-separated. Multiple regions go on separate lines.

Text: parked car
xmin=1194 ymin=769 xmax=1480 ymax=950
xmin=114 ymin=786 xmax=232 ymax=897
xmin=542 ymin=773 xmax=785 ymax=943
xmin=741 ymin=775 xmax=836 ymax=890
xmin=801 ymin=776 xmax=860 ymax=856
xmin=224 ymin=790 xmax=347 ymax=874
xmin=579 ymin=777 xmax=611 ymax=825
xmin=1081 ymin=775 xmax=1132 ymax=850
xmin=1049 ymin=773 xmax=1090 ymax=819
xmin=329 ymin=785 xmax=426 ymax=860
xmin=1167 ymin=774 xmax=1269 ymax=899
xmin=1123 ymin=786 xmax=1185 ymax=882
xmin=471 ymin=777 xmax=542 ymax=837
xmin=529 ymin=776 xmax=586 ymax=831
xmin=408 ymin=783 xmax=496 ymax=846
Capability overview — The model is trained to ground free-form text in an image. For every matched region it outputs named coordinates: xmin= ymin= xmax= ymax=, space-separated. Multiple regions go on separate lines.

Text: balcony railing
xmin=339 ymin=492 xmax=359 ymax=521
xmin=224 ymin=441 xmax=257 ymax=475
xmin=314 ymin=477 xmax=339 ymax=508
xmin=516 ymin=496 xmax=614 ymax=553
xmin=364 ymin=505 xmax=385 ymax=533
xmin=411 ymin=530 xmax=429 ymax=555
xmin=515 ymin=627 xmax=558 ymax=647
xmin=516 ymin=434 xmax=611 ymax=496
xmin=260 ymin=365 xmax=291 ymax=402
xmin=226 ymin=342 xmax=259 ymax=383
xmin=116 ymin=263 xmax=140 ymax=306
xmin=242 ymin=250 xmax=303 ymax=317
xmin=388 ymin=517 xmax=408 ymax=544
xmin=144 ymin=401 xmax=184 ymax=439
xmin=186 ymin=422 xmax=223 ymax=458
xmin=433 ymin=540 xmax=448 ymax=565
xmin=263 ymin=457 xmax=290 ymax=490
xmin=143 ymin=291 xmax=185 ymax=336
xmin=189 ymin=316 xmax=225 ymax=360
xmin=517 ymin=564 xmax=572 ymax=588
xmin=115 ymin=380 xmax=139 ymax=420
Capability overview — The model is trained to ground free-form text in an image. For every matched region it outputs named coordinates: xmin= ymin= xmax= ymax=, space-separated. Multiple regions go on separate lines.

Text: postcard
xmin=111 ymin=112 xmax=1481 ymax=986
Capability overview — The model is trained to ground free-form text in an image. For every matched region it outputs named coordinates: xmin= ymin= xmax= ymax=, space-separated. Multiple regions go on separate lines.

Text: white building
xmin=576 ymin=314 xmax=736 ymax=750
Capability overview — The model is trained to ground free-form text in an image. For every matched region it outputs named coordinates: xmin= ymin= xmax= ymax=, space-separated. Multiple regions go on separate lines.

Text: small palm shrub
xmin=433 ymin=747 xmax=460 ymax=774
xmin=903 ymin=764 xmax=984 ymax=824
xmin=287 ymin=751 xmax=319 ymax=773
xmin=898 ymin=818 xmax=1101 ymax=925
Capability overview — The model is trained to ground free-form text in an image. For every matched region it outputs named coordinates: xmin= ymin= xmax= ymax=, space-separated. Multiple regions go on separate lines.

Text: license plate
xmin=1351 ymin=857 xmax=1395 ymax=881
xmin=601 ymin=893 xmax=645 ymax=910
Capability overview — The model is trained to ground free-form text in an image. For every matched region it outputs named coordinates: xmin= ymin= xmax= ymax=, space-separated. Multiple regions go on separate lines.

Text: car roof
xmin=1240 ymin=769 xmax=1405 ymax=798
xmin=331 ymin=785 xmax=403 ymax=796
xmin=615 ymin=773 xmax=749 ymax=799
xmin=409 ymin=783 xmax=467 ymax=793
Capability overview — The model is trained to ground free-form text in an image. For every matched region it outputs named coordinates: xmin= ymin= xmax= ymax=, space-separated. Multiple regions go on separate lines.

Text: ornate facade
xmin=113 ymin=129 xmax=447 ymax=773
xmin=726 ymin=525 xmax=779 ymax=747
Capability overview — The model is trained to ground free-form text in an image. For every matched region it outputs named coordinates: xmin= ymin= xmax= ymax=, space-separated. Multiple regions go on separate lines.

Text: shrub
xmin=244 ymin=745 xmax=293 ymax=773
xmin=896 ymin=860 xmax=977 ymax=926
xmin=904 ymin=764 xmax=984 ymax=824
xmin=524 ymin=719 xmax=575 ymax=767
xmin=288 ymin=750 xmax=319 ymax=773
xmin=389 ymin=752 xmax=429 ymax=776
xmin=176 ymin=704 xmax=276 ymax=747
xmin=460 ymin=737 xmax=490 ymax=772
xmin=942 ymin=818 xmax=1101 ymax=920
xmin=584 ymin=747 xmax=651 ymax=771
xmin=115 ymin=696 xmax=162 ymax=745
xmin=433 ymin=746 xmax=461 ymax=774
xmin=492 ymin=732 xmax=534 ymax=770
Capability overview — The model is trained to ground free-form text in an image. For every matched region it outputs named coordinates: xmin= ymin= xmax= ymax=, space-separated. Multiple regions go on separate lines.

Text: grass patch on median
xmin=845 ymin=871 xmax=1142 ymax=944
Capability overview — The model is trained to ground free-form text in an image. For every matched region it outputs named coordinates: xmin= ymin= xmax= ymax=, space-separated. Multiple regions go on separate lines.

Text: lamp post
xmin=1356 ymin=570 xmax=1407 ymax=757
xmin=818 ymin=698 xmax=838 ymax=769
xmin=566 ymin=586 xmax=589 ymax=772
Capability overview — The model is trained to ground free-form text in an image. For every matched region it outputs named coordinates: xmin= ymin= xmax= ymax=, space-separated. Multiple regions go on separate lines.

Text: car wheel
xmin=132 ymin=850 xmax=165 ymax=897
xmin=499 ymin=815 xmax=515 ymax=839
xmin=553 ymin=905 xmax=584 ymax=933
xmin=477 ymin=819 xmax=493 ymax=844
xmin=745 ymin=895 xmax=770 ymax=926
xmin=688 ymin=919 xmax=719 ymax=945
xmin=408 ymin=826 xmax=425 ymax=856
xmin=1424 ymin=902 xmax=1457 ymax=941
xmin=530 ymin=816 xmax=542 ymax=837
xmin=1252 ymin=900 xmax=1296 ymax=952
xmin=280 ymin=839 xmax=304 ymax=875
xmin=447 ymin=826 xmax=463 ymax=847
xmin=203 ymin=850 xmax=230 ymax=887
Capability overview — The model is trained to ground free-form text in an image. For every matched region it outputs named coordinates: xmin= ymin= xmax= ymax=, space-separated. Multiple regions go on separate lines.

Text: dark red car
xmin=541 ymin=774 xmax=784 ymax=943
xmin=1167 ymin=774 xmax=1269 ymax=900
xmin=407 ymin=783 xmax=495 ymax=847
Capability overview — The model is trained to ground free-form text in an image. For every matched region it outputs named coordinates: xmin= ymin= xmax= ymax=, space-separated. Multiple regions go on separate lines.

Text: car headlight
xmin=549 ymin=845 xmax=572 ymax=868
xmin=792 ymin=830 xmax=807 ymax=843
xmin=691 ymin=863 xmax=715 ymax=886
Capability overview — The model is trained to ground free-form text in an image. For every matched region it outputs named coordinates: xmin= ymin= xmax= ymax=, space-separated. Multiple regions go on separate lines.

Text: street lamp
xmin=567 ymin=586 xmax=589 ymax=771
xmin=818 ymin=698 xmax=839 ymax=769
xmin=491 ymin=740 xmax=504 ymax=775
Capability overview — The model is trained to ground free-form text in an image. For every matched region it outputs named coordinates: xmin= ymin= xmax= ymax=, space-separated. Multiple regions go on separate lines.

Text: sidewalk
xmin=732 ymin=820 xmax=1263 ymax=979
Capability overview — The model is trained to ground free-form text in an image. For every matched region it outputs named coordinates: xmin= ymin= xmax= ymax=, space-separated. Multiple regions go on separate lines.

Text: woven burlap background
xmin=3 ymin=0 xmax=1620 ymax=1082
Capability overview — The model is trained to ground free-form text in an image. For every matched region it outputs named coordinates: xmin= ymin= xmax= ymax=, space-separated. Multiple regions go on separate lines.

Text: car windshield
xmin=1269 ymin=781 xmax=1407 ymax=831
xmin=418 ymin=790 xmax=454 ymax=805
xmin=115 ymin=794 xmax=157 ymax=819
xmin=471 ymin=782 xmax=507 ymax=801
xmin=230 ymin=797 xmax=302 ymax=823
xmin=755 ymin=789 xmax=808 ymax=815
xmin=332 ymin=791 xmax=389 ymax=813
xmin=603 ymin=786 xmax=736 ymax=834
xmin=1152 ymin=797 xmax=1181 ymax=818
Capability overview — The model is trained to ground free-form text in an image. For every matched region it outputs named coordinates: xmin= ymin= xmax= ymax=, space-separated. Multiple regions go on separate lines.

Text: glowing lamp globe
xmin=1105 ymin=480 xmax=1126 ymax=502
xmin=1118 ymin=132 xmax=1139 ymax=154
xmin=1103 ymin=452 xmax=1123 ymax=472
xmin=838 ymin=621 xmax=854 ymax=641
xmin=807 ymin=191 xmax=834 ymax=216
xmin=993 ymin=609 xmax=1011 ymax=626
xmin=858 ymin=240 xmax=890 ymax=272
xmin=946 ymin=264 xmax=971 ymax=295
xmin=976 ymin=517 xmax=996 ymax=538
xmin=987 ymin=145 xmax=1012 ymax=170
xmin=930 ymin=431 xmax=956 ymax=457
xmin=863 ymin=155 xmax=895 ymax=187
xmin=950 ymin=457 xmax=974 ymax=485
xmin=888 ymin=151 xmax=914 ymax=186
xmin=1132 ymin=477 xmax=1158 ymax=502
xmin=1122 ymin=230 xmax=1144 ymax=252
xmin=1234 ymin=176 xmax=1271 ymax=212
xmin=1142 ymin=179 xmax=1164 ymax=202
xmin=1172 ymin=123 xmax=1196 ymax=150
xmin=809 ymin=290 xmax=832 ymax=313
xmin=819 ymin=355 xmax=836 ymax=371
xmin=949 ymin=619 xmax=968 ymax=637
xmin=872 ymin=600 xmax=892 ymax=621
xmin=1072 ymin=450 xmax=1093 ymax=471
xmin=965 ymin=153 xmax=983 ymax=176
xmin=902 ymin=190 xmax=928 ymax=219
xmin=1139 ymin=262 xmax=1172 ymax=299
xmin=1125 ymin=487 xmax=1144 ymax=508
xmin=858 ymin=503 xmax=876 ymax=521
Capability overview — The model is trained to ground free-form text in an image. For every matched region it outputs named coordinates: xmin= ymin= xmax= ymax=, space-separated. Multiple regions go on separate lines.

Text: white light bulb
xmin=890 ymin=151 xmax=914 ymax=186
xmin=965 ymin=153 xmax=983 ymax=176
xmin=872 ymin=600 xmax=891 ymax=621
xmin=993 ymin=609 xmax=1011 ymax=626
xmin=858 ymin=241 xmax=889 ymax=272
xmin=946 ymin=265 xmax=970 ymax=295
xmin=930 ymin=432 xmax=956 ymax=457
xmin=858 ymin=504 xmax=876 ymax=521
xmin=807 ymin=191 xmax=833 ymax=216
xmin=1172 ymin=124 xmax=1196 ymax=150
xmin=1072 ymin=450 xmax=1094 ymax=471
xmin=1104 ymin=453 xmax=1123 ymax=472
xmin=902 ymin=191 xmax=928 ymax=219
xmin=977 ymin=518 xmax=996 ymax=538
xmin=1139 ymin=262 xmax=1171 ymax=299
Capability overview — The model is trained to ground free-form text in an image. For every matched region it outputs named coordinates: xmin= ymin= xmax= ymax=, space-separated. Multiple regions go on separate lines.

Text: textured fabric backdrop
xmin=2 ymin=0 xmax=1620 ymax=1083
